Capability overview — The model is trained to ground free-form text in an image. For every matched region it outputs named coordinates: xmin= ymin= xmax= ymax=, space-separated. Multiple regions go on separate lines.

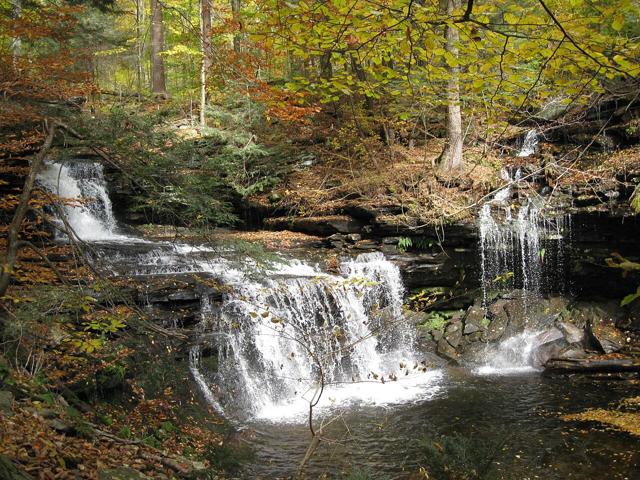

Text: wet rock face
xmin=399 ymin=250 xmax=480 ymax=292
xmin=567 ymin=213 xmax=640 ymax=298
xmin=416 ymin=291 xmax=636 ymax=365
xmin=444 ymin=321 xmax=463 ymax=348
xmin=436 ymin=338 xmax=459 ymax=364
xmin=134 ymin=274 xmax=224 ymax=329
xmin=588 ymin=319 xmax=626 ymax=353
xmin=264 ymin=215 xmax=365 ymax=236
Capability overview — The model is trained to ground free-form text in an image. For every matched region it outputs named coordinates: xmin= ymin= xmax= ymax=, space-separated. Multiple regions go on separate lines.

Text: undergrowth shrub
xmin=71 ymin=94 xmax=290 ymax=228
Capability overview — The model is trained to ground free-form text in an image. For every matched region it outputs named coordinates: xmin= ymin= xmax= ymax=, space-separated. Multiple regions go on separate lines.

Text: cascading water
xmin=195 ymin=251 xmax=441 ymax=421
xmin=479 ymin=198 xmax=568 ymax=303
xmin=38 ymin=161 xmax=131 ymax=241
xmin=517 ymin=129 xmax=539 ymax=157
xmin=38 ymin=160 xmax=441 ymax=420
xmin=477 ymin=170 xmax=570 ymax=373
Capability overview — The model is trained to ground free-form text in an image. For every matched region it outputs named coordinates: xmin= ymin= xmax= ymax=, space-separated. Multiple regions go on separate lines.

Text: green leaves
xmin=254 ymin=0 xmax=640 ymax=128
xmin=612 ymin=14 xmax=625 ymax=31
xmin=621 ymin=286 xmax=640 ymax=306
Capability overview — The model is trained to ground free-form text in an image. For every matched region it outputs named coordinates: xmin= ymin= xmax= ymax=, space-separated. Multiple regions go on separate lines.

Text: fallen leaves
xmin=1 ymin=405 xmax=169 ymax=479
xmin=562 ymin=408 xmax=640 ymax=437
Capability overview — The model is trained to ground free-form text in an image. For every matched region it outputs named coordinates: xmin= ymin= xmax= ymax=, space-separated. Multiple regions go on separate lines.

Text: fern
xmin=397 ymin=236 xmax=413 ymax=253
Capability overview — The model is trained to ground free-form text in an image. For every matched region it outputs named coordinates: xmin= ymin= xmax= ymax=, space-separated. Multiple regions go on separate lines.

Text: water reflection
xmin=246 ymin=371 xmax=639 ymax=479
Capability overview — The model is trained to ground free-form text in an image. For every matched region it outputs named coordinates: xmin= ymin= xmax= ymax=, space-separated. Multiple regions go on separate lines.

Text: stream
xmin=37 ymin=159 xmax=640 ymax=479
xmin=248 ymin=372 xmax=636 ymax=479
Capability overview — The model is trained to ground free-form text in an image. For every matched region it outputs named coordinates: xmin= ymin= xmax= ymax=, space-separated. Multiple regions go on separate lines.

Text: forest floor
xmin=251 ymin=131 xmax=640 ymax=227
xmin=1 ymin=277 xmax=237 ymax=479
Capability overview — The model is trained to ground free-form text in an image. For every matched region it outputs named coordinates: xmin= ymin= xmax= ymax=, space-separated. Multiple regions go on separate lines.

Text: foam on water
xmin=254 ymin=370 xmax=443 ymax=422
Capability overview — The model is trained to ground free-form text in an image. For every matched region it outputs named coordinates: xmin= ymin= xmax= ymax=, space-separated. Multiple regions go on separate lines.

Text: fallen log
xmin=544 ymin=357 xmax=640 ymax=374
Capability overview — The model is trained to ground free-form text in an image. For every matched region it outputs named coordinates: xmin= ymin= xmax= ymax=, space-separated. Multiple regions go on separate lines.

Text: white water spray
xmin=38 ymin=161 xmax=131 ymax=241
xmin=518 ymin=129 xmax=539 ymax=157
xmin=37 ymin=160 xmax=442 ymax=420
xmin=198 ymin=252 xmax=441 ymax=421
xmin=477 ymin=170 xmax=569 ymax=372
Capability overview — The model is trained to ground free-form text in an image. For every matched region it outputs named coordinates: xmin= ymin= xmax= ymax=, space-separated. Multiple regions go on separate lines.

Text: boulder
xmin=529 ymin=325 xmax=589 ymax=365
xmin=484 ymin=300 xmax=509 ymax=341
xmin=463 ymin=302 xmax=486 ymax=335
xmin=431 ymin=329 xmax=444 ymax=342
xmin=532 ymin=338 xmax=570 ymax=367
xmin=444 ymin=321 xmax=463 ymax=348
xmin=346 ymin=233 xmax=362 ymax=243
xmin=48 ymin=419 xmax=73 ymax=434
xmin=436 ymin=338 xmax=459 ymax=363
xmin=464 ymin=331 xmax=484 ymax=344
xmin=557 ymin=321 xmax=585 ymax=344
xmin=463 ymin=321 xmax=482 ymax=335
xmin=416 ymin=332 xmax=437 ymax=353
xmin=587 ymin=319 xmax=625 ymax=354
xmin=326 ymin=233 xmax=347 ymax=249
xmin=501 ymin=292 xmax=567 ymax=336
xmin=404 ymin=311 xmax=429 ymax=326
xmin=561 ymin=300 xmax=625 ymax=330
xmin=533 ymin=327 xmax=565 ymax=346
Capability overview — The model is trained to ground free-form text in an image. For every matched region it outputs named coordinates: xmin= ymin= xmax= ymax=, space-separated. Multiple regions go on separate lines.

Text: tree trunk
xmin=135 ymin=0 xmax=146 ymax=95
xmin=320 ymin=51 xmax=333 ymax=80
xmin=349 ymin=54 xmax=375 ymax=113
xmin=150 ymin=0 xmax=167 ymax=96
xmin=438 ymin=0 xmax=464 ymax=173
xmin=544 ymin=357 xmax=640 ymax=374
xmin=0 ymin=124 xmax=57 ymax=300
xmin=10 ymin=0 xmax=22 ymax=68
xmin=231 ymin=0 xmax=241 ymax=54
xmin=200 ymin=0 xmax=212 ymax=127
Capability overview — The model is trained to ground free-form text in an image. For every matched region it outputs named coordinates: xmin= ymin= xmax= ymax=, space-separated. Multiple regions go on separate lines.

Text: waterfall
xmin=517 ymin=129 xmax=539 ymax=157
xmin=36 ymin=160 xmax=441 ymax=419
xmin=477 ymin=173 xmax=570 ymax=372
xmin=479 ymin=196 xmax=568 ymax=304
xmin=476 ymin=330 xmax=546 ymax=375
xmin=196 ymin=252 xmax=441 ymax=421
xmin=38 ymin=161 xmax=131 ymax=241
